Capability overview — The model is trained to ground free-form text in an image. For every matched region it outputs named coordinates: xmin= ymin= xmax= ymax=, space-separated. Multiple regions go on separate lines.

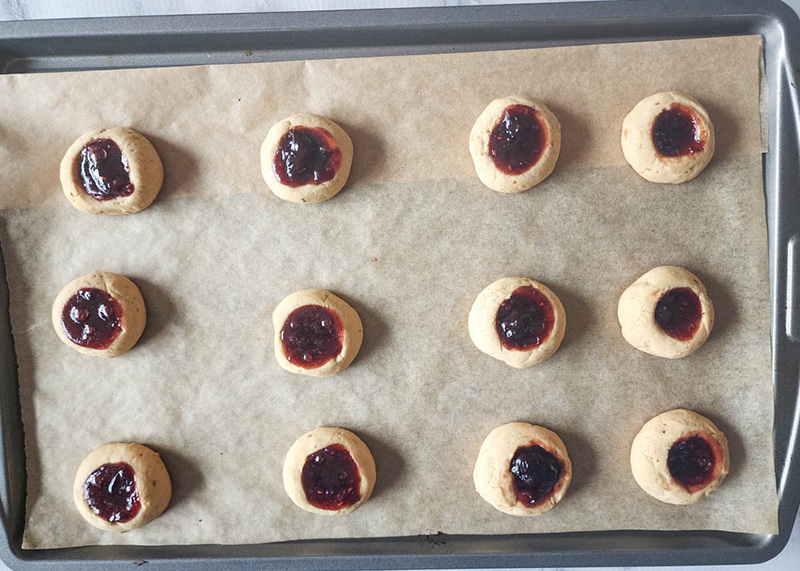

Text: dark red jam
xmin=61 ymin=288 xmax=122 ymax=350
xmin=667 ymin=435 xmax=717 ymax=492
xmin=301 ymin=443 xmax=361 ymax=510
xmin=280 ymin=304 xmax=343 ymax=369
xmin=488 ymin=104 xmax=547 ymax=175
xmin=78 ymin=139 xmax=134 ymax=201
xmin=273 ymin=126 xmax=341 ymax=187
xmin=83 ymin=462 xmax=141 ymax=523
xmin=652 ymin=104 xmax=705 ymax=157
xmin=510 ymin=445 xmax=562 ymax=507
xmin=654 ymin=287 xmax=702 ymax=341
xmin=495 ymin=286 xmax=555 ymax=351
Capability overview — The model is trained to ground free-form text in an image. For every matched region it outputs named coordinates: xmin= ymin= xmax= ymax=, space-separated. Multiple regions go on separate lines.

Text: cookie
xmin=273 ymin=289 xmax=363 ymax=377
xmin=73 ymin=442 xmax=172 ymax=532
xmin=60 ymin=127 xmax=164 ymax=215
xmin=52 ymin=272 xmax=147 ymax=358
xmin=261 ymin=114 xmax=354 ymax=204
xmin=617 ymin=266 xmax=714 ymax=359
xmin=469 ymin=95 xmax=561 ymax=193
xmin=630 ymin=409 xmax=729 ymax=505
xmin=283 ymin=427 xmax=376 ymax=515
xmin=621 ymin=92 xmax=715 ymax=184
xmin=473 ymin=422 xmax=572 ymax=516
xmin=468 ymin=277 xmax=566 ymax=368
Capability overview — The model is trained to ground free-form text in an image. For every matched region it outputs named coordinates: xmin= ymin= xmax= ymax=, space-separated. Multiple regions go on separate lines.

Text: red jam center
xmin=667 ymin=435 xmax=717 ymax=492
xmin=495 ymin=286 xmax=555 ymax=351
xmin=83 ymin=462 xmax=141 ymax=523
xmin=652 ymin=104 xmax=705 ymax=157
xmin=273 ymin=126 xmax=342 ymax=187
xmin=280 ymin=304 xmax=343 ymax=369
xmin=79 ymin=139 xmax=135 ymax=201
xmin=488 ymin=104 xmax=547 ymax=175
xmin=510 ymin=445 xmax=562 ymax=507
xmin=301 ymin=443 xmax=361 ymax=510
xmin=654 ymin=287 xmax=702 ymax=341
xmin=61 ymin=288 xmax=122 ymax=350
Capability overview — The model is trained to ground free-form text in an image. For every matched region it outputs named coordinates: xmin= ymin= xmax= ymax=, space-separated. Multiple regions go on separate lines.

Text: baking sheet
xmin=0 ymin=35 xmax=776 ymax=549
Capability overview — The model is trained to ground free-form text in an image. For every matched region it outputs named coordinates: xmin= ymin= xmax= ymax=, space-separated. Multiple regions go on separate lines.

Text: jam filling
xmin=83 ymin=462 xmax=141 ymax=523
xmin=667 ymin=435 xmax=717 ymax=492
xmin=78 ymin=139 xmax=135 ymax=201
xmin=488 ymin=104 xmax=547 ymax=175
xmin=654 ymin=287 xmax=702 ymax=341
xmin=61 ymin=288 xmax=122 ymax=350
xmin=301 ymin=443 xmax=361 ymax=510
xmin=280 ymin=304 xmax=343 ymax=369
xmin=510 ymin=445 xmax=562 ymax=507
xmin=273 ymin=126 xmax=342 ymax=187
xmin=652 ymin=104 xmax=705 ymax=157
xmin=495 ymin=286 xmax=555 ymax=351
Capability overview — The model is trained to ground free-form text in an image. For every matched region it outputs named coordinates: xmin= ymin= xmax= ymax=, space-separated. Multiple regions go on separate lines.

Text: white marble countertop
xmin=0 ymin=1 xmax=798 ymax=570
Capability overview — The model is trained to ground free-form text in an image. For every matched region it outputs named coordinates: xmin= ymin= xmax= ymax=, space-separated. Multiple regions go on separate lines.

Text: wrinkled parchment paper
xmin=0 ymin=35 xmax=777 ymax=549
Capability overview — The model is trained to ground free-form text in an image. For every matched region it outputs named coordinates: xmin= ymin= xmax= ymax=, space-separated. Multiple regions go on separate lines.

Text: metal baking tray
xmin=0 ymin=0 xmax=799 ymax=568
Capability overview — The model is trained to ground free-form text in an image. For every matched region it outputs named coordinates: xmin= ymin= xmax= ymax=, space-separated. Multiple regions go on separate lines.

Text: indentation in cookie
xmin=495 ymin=286 xmax=555 ymax=351
xmin=83 ymin=462 xmax=141 ymax=523
xmin=301 ymin=443 xmax=361 ymax=510
xmin=489 ymin=105 xmax=547 ymax=175
xmin=61 ymin=288 xmax=122 ymax=350
xmin=273 ymin=126 xmax=342 ymax=187
xmin=280 ymin=304 xmax=343 ymax=368
xmin=654 ymin=287 xmax=702 ymax=341
xmin=79 ymin=139 xmax=134 ymax=200
xmin=651 ymin=104 xmax=705 ymax=158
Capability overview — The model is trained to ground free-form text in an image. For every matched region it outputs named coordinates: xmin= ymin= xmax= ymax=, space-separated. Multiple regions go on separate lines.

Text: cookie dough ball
xmin=621 ymin=92 xmax=715 ymax=184
xmin=631 ymin=409 xmax=729 ymax=505
xmin=52 ymin=272 xmax=147 ymax=358
xmin=474 ymin=422 xmax=571 ymax=516
xmin=60 ymin=127 xmax=164 ymax=215
xmin=273 ymin=289 xmax=363 ymax=377
xmin=283 ymin=427 xmax=376 ymax=515
xmin=618 ymin=266 xmax=714 ymax=359
xmin=73 ymin=442 xmax=172 ymax=532
xmin=261 ymin=114 xmax=354 ymax=204
xmin=469 ymin=95 xmax=561 ymax=193
xmin=468 ymin=277 xmax=566 ymax=368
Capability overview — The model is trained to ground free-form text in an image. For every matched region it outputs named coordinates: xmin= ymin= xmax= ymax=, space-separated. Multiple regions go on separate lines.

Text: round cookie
xmin=261 ymin=114 xmax=354 ymax=204
xmin=73 ymin=442 xmax=172 ymax=532
xmin=630 ymin=409 xmax=729 ymax=505
xmin=60 ymin=127 xmax=164 ymax=215
xmin=621 ymin=92 xmax=715 ymax=184
xmin=52 ymin=272 xmax=147 ymax=358
xmin=273 ymin=289 xmax=363 ymax=377
xmin=473 ymin=422 xmax=572 ymax=516
xmin=469 ymin=95 xmax=561 ymax=193
xmin=283 ymin=427 xmax=376 ymax=515
xmin=468 ymin=277 xmax=566 ymax=368
xmin=617 ymin=266 xmax=714 ymax=359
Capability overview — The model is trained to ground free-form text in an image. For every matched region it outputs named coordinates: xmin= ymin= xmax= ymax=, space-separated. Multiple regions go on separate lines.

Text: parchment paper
xmin=0 ymin=35 xmax=776 ymax=549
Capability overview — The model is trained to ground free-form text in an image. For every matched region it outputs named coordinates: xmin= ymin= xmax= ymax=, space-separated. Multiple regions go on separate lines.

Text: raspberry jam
xmin=654 ymin=287 xmax=702 ymax=341
xmin=488 ymin=104 xmax=547 ymax=175
xmin=510 ymin=445 xmax=562 ymax=507
xmin=667 ymin=434 xmax=718 ymax=493
xmin=79 ymin=139 xmax=135 ymax=201
xmin=495 ymin=286 xmax=555 ymax=351
xmin=61 ymin=288 xmax=122 ymax=350
xmin=280 ymin=304 xmax=343 ymax=369
xmin=652 ymin=104 xmax=705 ymax=157
xmin=83 ymin=462 xmax=141 ymax=523
xmin=301 ymin=443 xmax=361 ymax=510
xmin=273 ymin=126 xmax=341 ymax=187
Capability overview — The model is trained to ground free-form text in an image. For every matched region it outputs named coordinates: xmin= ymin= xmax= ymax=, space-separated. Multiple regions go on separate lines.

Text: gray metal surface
xmin=0 ymin=0 xmax=798 ymax=568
